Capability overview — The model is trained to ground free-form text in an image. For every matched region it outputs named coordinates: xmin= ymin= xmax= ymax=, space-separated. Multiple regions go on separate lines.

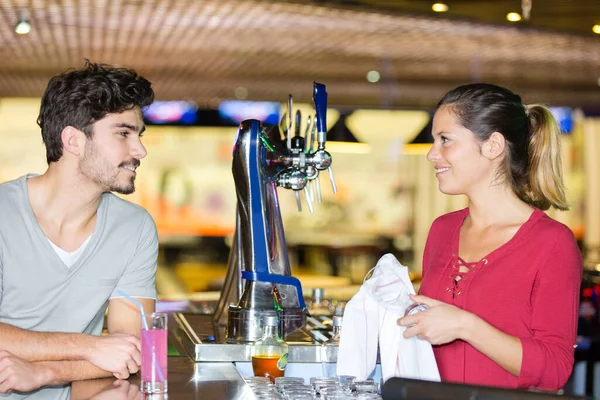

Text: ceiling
xmin=303 ymin=0 xmax=600 ymax=37
xmin=0 ymin=0 xmax=599 ymax=109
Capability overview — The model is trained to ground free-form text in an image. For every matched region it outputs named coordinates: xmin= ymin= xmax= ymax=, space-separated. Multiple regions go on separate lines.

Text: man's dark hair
xmin=37 ymin=60 xmax=154 ymax=163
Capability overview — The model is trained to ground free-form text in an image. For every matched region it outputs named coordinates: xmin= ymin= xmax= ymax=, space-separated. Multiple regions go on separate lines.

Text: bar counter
xmin=69 ymin=357 xmax=588 ymax=400
xmin=71 ymin=357 xmax=253 ymax=400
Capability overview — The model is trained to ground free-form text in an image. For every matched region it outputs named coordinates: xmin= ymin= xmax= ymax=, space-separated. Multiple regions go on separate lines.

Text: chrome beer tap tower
xmin=213 ymin=82 xmax=337 ymax=343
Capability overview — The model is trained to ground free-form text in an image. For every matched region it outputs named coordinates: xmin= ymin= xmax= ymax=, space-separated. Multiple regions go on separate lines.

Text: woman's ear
xmin=482 ymin=131 xmax=505 ymax=160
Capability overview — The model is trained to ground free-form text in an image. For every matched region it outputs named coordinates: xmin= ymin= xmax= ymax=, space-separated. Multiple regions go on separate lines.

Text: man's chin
xmin=110 ymin=181 xmax=136 ymax=195
xmin=113 ymin=187 xmax=135 ymax=195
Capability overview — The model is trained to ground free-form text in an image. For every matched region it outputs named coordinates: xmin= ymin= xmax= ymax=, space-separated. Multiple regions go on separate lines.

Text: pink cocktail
xmin=141 ymin=313 xmax=168 ymax=393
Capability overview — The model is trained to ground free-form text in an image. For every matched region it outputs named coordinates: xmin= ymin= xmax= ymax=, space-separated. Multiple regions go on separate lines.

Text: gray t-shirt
xmin=0 ymin=174 xmax=158 ymax=399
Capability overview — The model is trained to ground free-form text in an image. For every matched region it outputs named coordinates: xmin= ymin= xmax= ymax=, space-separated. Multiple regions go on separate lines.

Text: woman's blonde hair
xmin=523 ymin=105 xmax=568 ymax=210
xmin=438 ymin=83 xmax=568 ymax=211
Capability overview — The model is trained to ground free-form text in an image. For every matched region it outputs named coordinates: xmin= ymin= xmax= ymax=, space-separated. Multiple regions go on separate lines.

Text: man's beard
xmin=79 ymin=142 xmax=139 ymax=195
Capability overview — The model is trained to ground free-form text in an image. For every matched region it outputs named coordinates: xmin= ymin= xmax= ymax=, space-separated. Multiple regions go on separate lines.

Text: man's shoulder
xmin=102 ymin=193 xmax=151 ymax=218
xmin=0 ymin=175 xmax=27 ymax=207
xmin=102 ymin=193 xmax=156 ymax=232
xmin=0 ymin=175 xmax=25 ymax=194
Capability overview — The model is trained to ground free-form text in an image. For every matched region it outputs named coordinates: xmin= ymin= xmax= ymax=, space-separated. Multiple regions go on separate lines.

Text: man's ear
xmin=482 ymin=131 xmax=505 ymax=160
xmin=61 ymin=126 xmax=86 ymax=156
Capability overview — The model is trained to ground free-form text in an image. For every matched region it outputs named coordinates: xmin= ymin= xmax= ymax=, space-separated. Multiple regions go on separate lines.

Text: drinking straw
xmin=116 ymin=289 xmax=165 ymax=382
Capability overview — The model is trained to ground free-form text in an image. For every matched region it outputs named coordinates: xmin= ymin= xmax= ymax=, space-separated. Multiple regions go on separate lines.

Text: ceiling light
xmin=593 ymin=25 xmax=600 ymax=34
xmin=15 ymin=19 xmax=31 ymax=34
xmin=366 ymin=70 xmax=380 ymax=83
xmin=431 ymin=3 xmax=449 ymax=12
xmin=326 ymin=111 xmax=371 ymax=154
xmin=234 ymin=87 xmax=248 ymax=100
xmin=506 ymin=12 xmax=522 ymax=22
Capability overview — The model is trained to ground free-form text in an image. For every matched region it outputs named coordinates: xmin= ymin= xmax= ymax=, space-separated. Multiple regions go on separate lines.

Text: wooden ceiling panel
xmin=0 ymin=0 xmax=599 ymax=108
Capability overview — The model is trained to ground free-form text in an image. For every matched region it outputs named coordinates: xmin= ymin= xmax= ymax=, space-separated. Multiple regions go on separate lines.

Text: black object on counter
xmin=381 ymin=377 xmax=586 ymax=400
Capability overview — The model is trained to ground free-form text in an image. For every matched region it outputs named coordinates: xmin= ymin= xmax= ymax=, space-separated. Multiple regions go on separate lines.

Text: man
xmin=0 ymin=61 xmax=158 ymax=398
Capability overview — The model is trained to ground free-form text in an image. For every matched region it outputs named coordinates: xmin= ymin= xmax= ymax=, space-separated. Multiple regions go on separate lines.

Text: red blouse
xmin=419 ymin=208 xmax=582 ymax=390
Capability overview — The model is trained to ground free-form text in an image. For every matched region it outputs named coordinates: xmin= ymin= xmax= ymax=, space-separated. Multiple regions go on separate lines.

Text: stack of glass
xmin=311 ymin=376 xmax=340 ymax=397
xmin=275 ymin=377 xmax=313 ymax=399
xmin=244 ymin=375 xmax=383 ymax=399
xmin=244 ymin=376 xmax=282 ymax=399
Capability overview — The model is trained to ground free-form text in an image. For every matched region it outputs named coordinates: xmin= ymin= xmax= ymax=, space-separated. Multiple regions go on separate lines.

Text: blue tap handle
xmin=313 ymin=82 xmax=327 ymax=135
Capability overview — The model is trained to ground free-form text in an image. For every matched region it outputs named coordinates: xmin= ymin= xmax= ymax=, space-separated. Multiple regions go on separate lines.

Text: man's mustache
xmin=119 ymin=159 xmax=141 ymax=168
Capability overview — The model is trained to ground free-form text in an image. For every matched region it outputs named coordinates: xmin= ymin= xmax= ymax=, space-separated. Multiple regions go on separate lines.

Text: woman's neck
xmin=466 ymin=184 xmax=534 ymax=229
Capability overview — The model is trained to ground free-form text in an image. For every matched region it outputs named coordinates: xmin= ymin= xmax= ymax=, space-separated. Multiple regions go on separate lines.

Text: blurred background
xmin=1 ymin=0 xmax=600 ymax=336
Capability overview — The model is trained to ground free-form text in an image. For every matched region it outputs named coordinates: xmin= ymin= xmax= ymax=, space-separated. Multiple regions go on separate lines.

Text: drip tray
xmin=170 ymin=313 xmax=338 ymax=363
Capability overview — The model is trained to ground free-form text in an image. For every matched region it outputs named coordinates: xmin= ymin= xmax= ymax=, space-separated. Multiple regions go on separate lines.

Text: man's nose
xmin=130 ymin=140 xmax=147 ymax=160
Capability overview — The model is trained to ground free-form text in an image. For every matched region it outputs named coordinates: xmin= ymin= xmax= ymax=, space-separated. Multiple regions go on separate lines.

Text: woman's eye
xmin=441 ymin=136 xmax=449 ymax=143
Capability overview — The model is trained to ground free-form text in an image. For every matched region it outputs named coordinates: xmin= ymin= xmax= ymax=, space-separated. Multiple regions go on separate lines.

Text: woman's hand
xmin=397 ymin=294 xmax=474 ymax=345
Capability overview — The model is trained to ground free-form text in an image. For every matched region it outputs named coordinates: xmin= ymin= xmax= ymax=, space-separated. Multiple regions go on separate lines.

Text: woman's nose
xmin=426 ymin=144 xmax=438 ymax=163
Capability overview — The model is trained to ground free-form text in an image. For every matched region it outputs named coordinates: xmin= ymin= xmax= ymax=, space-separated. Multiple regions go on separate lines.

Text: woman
xmin=398 ymin=83 xmax=582 ymax=390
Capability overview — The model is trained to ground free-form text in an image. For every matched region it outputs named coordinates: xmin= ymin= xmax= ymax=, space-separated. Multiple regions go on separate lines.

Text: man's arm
xmin=0 ymin=322 xmax=93 ymax=362
xmin=107 ymin=211 xmax=158 ymax=340
xmin=0 ymin=322 xmax=140 ymax=371
xmin=0 ymin=328 xmax=143 ymax=393
xmin=0 ymin=297 xmax=155 ymax=392
xmin=104 ymin=297 xmax=155 ymax=379
xmin=0 ymin=298 xmax=155 ymax=392
xmin=107 ymin=297 xmax=156 ymax=338
xmin=0 ymin=352 xmax=115 ymax=393
xmin=41 ymin=360 xmax=113 ymax=383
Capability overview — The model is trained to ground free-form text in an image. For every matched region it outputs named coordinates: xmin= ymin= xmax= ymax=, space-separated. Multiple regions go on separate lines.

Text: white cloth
xmin=336 ymin=253 xmax=440 ymax=383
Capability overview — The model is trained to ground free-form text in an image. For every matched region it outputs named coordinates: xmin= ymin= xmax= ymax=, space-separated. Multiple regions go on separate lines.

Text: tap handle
xmin=305 ymin=174 xmax=315 ymax=202
xmin=304 ymin=187 xmax=314 ymax=213
xmin=313 ymin=82 xmax=327 ymax=148
xmin=303 ymin=115 xmax=312 ymax=154
xmin=315 ymin=175 xmax=322 ymax=203
xmin=294 ymin=190 xmax=302 ymax=212
xmin=308 ymin=116 xmax=317 ymax=153
xmin=287 ymin=95 xmax=293 ymax=152
xmin=291 ymin=109 xmax=305 ymax=153
xmin=279 ymin=112 xmax=287 ymax=141
xmin=328 ymin=166 xmax=338 ymax=194
xmin=294 ymin=109 xmax=302 ymax=138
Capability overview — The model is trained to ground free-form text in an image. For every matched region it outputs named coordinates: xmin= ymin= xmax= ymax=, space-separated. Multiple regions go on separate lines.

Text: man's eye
xmin=119 ymin=131 xmax=129 ymax=137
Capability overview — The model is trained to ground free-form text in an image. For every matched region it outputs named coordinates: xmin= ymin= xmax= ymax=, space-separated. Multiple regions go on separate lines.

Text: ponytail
xmin=525 ymin=104 xmax=568 ymax=211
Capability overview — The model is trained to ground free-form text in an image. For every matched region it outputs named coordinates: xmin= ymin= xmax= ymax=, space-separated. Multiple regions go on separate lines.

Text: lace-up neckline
xmin=447 ymin=255 xmax=488 ymax=298
xmin=444 ymin=208 xmax=543 ymax=300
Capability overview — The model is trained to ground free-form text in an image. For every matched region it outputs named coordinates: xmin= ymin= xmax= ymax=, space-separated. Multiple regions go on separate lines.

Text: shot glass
xmin=404 ymin=302 xmax=429 ymax=317
xmin=354 ymin=380 xmax=378 ymax=394
xmin=141 ymin=312 xmax=168 ymax=394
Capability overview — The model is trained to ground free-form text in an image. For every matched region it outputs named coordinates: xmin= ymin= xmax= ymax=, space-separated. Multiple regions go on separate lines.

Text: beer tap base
xmin=226 ymin=306 xmax=306 ymax=343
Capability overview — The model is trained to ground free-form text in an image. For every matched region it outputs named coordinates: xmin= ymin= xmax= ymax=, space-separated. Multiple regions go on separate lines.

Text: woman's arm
xmin=399 ymin=294 xmax=522 ymax=376
xmin=462 ymin=311 xmax=522 ymax=376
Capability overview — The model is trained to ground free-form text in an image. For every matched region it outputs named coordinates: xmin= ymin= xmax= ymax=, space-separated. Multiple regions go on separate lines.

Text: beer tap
xmin=275 ymin=82 xmax=336 ymax=213
xmin=219 ymin=81 xmax=337 ymax=343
